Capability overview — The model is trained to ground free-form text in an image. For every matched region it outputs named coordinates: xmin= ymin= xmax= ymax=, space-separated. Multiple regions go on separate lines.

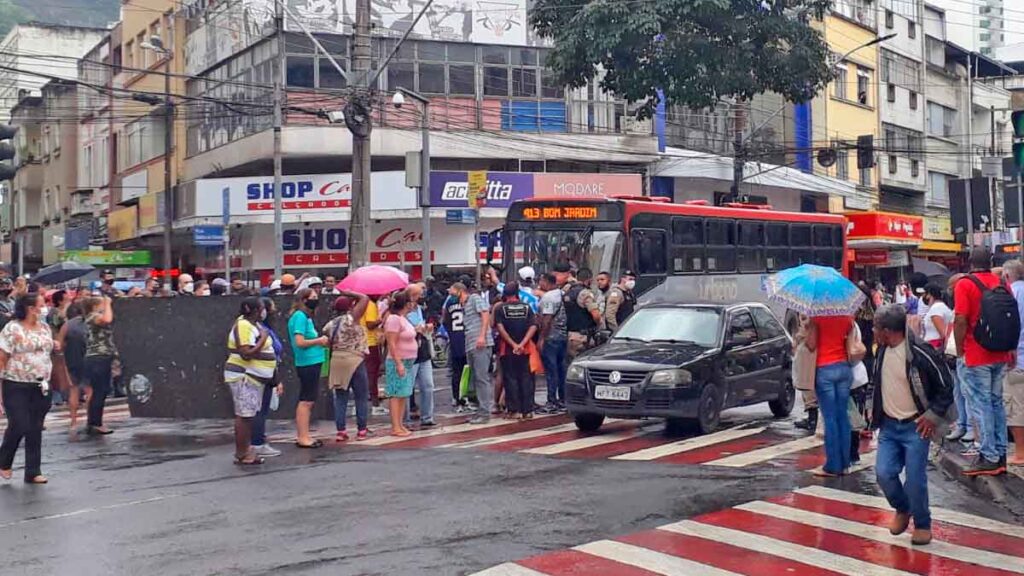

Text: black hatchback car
xmin=566 ymin=303 xmax=795 ymax=434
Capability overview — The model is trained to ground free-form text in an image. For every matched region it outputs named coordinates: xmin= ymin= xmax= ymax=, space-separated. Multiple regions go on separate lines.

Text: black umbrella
xmin=33 ymin=261 xmax=95 ymax=286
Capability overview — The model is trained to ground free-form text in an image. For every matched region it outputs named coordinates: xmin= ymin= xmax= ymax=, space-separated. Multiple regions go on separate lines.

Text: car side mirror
xmin=595 ymin=329 xmax=612 ymax=345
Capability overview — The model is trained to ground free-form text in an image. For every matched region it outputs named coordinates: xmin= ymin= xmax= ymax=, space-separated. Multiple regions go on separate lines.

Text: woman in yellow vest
xmin=225 ymin=297 xmax=277 ymax=465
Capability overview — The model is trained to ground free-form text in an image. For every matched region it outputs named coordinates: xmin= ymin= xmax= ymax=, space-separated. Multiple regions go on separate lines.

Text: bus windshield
xmin=509 ymin=228 xmax=624 ymax=279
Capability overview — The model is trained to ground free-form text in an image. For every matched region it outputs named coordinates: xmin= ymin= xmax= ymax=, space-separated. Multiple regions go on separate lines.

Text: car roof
xmin=638 ymin=302 xmax=771 ymax=313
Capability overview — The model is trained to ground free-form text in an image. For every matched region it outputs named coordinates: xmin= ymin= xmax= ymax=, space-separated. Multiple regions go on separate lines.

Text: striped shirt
xmin=225 ymin=317 xmax=277 ymax=383
xmin=462 ymin=293 xmax=493 ymax=353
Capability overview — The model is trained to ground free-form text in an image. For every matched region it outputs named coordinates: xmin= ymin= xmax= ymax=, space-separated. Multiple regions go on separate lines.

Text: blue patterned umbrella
xmin=763 ymin=264 xmax=865 ymax=317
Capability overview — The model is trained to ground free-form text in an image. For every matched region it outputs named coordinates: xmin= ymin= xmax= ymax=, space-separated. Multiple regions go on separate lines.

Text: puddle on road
xmin=130 ymin=432 xmax=235 ymax=449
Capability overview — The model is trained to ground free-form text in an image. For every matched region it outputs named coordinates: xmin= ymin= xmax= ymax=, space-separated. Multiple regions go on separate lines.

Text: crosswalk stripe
xmin=795 ymin=485 xmax=1024 ymax=539
xmin=660 ymin=520 xmax=917 ymax=576
xmin=519 ymin=549 xmax=664 ymax=576
xmin=520 ymin=428 xmax=653 ymax=456
xmin=775 ymin=491 xmax=1024 ymax=558
xmin=610 ymin=425 xmax=767 ymax=461
xmin=574 ymin=540 xmax=742 ymax=576
xmin=360 ymin=414 xmax=562 ymax=446
xmin=471 ymin=563 xmax=549 ymax=576
xmin=440 ymin=423 xmax=581 ymax=449
xmin=702 ymin=435 xmax=823 ymax=467
xmin=737 ymin=500 xmax=1024 ymax=573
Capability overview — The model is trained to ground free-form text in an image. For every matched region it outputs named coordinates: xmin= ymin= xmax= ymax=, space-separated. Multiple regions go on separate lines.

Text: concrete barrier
xmin=116 ymin=296 xmax=342 ymax=420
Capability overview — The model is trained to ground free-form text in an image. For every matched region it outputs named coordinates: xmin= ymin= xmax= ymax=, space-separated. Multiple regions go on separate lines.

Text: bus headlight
xmin=567 ymin=364 xmax=586 ymax=382
xmin=648 ymin=369 xmax=693 ymax=387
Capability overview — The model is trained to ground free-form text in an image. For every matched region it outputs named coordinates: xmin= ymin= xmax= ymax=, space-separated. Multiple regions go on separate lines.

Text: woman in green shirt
xmin=288 ymin=288 xmax=328 ymax=448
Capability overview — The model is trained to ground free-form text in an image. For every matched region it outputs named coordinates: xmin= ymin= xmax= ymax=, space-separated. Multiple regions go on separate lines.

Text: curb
xmin=936 ymin=444 xmax=1024 ymax=518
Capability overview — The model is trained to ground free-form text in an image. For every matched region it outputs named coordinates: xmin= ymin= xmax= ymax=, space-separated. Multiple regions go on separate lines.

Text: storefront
xmin=916 ymin=217 xmax=962 ymax=271
xmin=845 ymin=211 xmax=923 ymax=285
xmin=179 ymin=170 xmax=642 ymax=282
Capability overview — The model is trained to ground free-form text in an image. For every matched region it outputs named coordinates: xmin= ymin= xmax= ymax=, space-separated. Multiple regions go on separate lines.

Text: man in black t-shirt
xmin=494 ymin=283 xmax=538 ymax=418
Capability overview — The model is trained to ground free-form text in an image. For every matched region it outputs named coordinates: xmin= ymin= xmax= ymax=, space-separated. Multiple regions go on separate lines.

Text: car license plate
xmin=594 ymin=385 xmax=630 ymax=401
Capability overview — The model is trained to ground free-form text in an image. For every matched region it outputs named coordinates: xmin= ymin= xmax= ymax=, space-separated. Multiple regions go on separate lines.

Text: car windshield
xmin=510 ymin=229 xmax=623 ymax=279
xmin=613 ymin=308 xmax=722 ymax=347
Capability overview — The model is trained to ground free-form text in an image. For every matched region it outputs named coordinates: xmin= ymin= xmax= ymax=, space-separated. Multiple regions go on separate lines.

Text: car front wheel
xmin=574 ymin=413 xmax=605 ymax=432
xmin=769 ymin=378 xmax=796 ymax=418
xmin=694 ymin=383 xmax=722 ymax=435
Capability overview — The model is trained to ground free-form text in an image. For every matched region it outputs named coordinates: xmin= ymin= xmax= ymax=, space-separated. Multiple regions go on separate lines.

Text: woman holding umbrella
xmin=765 ymin=264 xmax=865 ymax=477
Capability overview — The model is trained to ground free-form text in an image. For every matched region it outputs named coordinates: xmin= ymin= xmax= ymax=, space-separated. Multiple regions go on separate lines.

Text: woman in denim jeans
xmin=806 ymin=314 xmax=855 ymax=477
xmin=324 ymin=292 xmax=372 ymax=442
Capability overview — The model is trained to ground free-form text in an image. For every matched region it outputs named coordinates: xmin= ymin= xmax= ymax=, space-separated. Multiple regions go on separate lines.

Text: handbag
xmin=321 ymin=318 xmax=343 ymax=378
xmin=846 ymin=322 xmax=866 ymax=364
xmin=526 ymin=340 xmax=544 ymax=375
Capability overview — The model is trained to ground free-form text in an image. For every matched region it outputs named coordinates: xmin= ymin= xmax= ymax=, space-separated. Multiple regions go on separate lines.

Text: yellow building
xmin=110 ymin=0 xmax=187 ymax=248
xmin=809 ymin=2 xmax=881 ymax=211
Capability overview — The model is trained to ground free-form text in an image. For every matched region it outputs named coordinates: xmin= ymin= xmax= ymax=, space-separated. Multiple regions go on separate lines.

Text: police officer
xmin=556 ymin=264 xmax=602 ymax=359
xmin=604 ymin=270 xmax=637 ymax=331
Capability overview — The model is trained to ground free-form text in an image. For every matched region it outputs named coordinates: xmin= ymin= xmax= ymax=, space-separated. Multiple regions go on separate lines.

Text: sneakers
xmin=371 ymin=406 xmax=389 ymax=416
xmin=335 ymin=431 xmax=350 ymax=442
xmin=252 ymin=444 xmax=282 ymax=458
xmin=911 ymin=528 xmax=932 ymax=546
xmin=356 ymin=429 xmax=371 ymax=441
xmin=889 ymin=512 xmax=910 ymax=535
xmin=468 ymin=416 xmax=490 ymax=425
xmin=961 ymin=442 xmax=980 ymax=457
xmin=420 ymin=420 xmax=437 ymax=428
xmin=960 ymin=431 xmax=976 ymax=444
xmin=944 ymin=425 xmax=966 ymax=442
xmin=964 ymin=457 xmax=1006 ymax=476
xmin=537 ymin=403 xmax=559 ymax=415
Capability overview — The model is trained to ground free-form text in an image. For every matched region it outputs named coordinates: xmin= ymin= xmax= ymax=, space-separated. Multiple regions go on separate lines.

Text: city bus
xmin=488 ymin=196 xmax=847 ymax=323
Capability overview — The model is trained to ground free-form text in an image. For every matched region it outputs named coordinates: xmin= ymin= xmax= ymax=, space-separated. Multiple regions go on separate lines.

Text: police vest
xmin=614 ymin=287 xmax=636 ymax=325
xmin=564 ymin=283 xmax=596 ymax=332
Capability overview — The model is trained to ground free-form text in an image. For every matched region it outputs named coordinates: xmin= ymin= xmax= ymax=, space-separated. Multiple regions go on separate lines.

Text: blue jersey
xmin=442 ymin=297 xmax=466 ymax=357
xmin=497 ymin=282 xmax=539 ymax=312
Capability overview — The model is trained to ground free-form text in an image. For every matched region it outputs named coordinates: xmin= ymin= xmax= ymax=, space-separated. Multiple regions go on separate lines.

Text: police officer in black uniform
xmin=558 ymin=265 xmax=603 ymax=359
xmin=604 ymin=270 xmax=637 ymax=331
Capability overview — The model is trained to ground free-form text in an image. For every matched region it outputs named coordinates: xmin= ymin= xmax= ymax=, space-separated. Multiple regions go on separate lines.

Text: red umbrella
xmin=337 ymin=265 xmax=410 ymax=295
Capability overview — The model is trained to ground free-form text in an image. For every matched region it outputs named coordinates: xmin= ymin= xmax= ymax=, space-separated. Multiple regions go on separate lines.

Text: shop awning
xmin=846 ymin=211 xmax=923 ymax=249
xmin=918 ymin=240 xmax=962 ymax=252
xmin=652 ymin=147 xmax=873 ymax=209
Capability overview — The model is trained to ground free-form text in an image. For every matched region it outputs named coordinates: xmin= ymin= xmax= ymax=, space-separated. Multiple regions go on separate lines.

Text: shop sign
xmin=194 ymin=225 xmax=225 ymax=246
xmin=924 ymin=217 xmax=953 ymax=241
xmin=108 ymin=207 xmax=137 ymax=242
xmin=194 ymin=172 xmax=416 ymax=218
xmin=430 ymin=171 xmax=533 ymax=208
xmin=280 ymin=226 xmax=437 ymax=267
xmin=533 ymin=173 xmax=641 ymax=198
xmin=846 ymin=211 xmax=923 ymax=241
xmin=887 ymin=251 xmax=911 ymax=267
xmin=445 ymin=209 xmax=477 ymax=224
xmin=853 ymin=249 xmax=889 ymax=265
xmin=60 ymin=250 xmax=152 ymax=266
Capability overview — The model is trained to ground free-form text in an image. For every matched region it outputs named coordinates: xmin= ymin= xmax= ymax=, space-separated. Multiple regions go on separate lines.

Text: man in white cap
xmin=298 ymin=276 xmax=324 ymax=295
xmin=516 ymin=266 xmax=539 ymax=312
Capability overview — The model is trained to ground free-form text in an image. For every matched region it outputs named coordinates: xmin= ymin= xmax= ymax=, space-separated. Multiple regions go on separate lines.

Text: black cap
xmin=622 ymin=269 xmax=637 ymax=278
xmin=102 ymin=269 xmax=115 ymax=275
xmin=553 ymin=263 xmax=571 ymax=273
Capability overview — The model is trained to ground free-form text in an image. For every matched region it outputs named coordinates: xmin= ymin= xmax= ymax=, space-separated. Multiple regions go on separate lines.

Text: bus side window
xmin=812 ymin=224 xmax=835 ymax=268
xmin=765 ymin=223 xmax=790 ymax=271
xmin=632 ymin=229 xmax=667 ymax=275
xmin=706 ymin=218 xmax=736 ymax=272
xmin=671 ymin=217 xmax=704 ymax=273
xmin=791 ymin=224 xmax=812 ymax=266
xmin=737 ymin=221 xmax=765 ymax=273
xmin=831 ymin=225 xmax=845 ymax=270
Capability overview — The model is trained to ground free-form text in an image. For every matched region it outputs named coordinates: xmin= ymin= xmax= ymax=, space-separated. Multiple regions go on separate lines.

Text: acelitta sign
xmin=429 ymin=171 xmax=534 ymax=208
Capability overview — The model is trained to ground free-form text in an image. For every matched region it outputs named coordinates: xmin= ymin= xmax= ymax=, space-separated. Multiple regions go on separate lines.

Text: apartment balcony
xmin=880 ymin=155 xmax=927 ymax=192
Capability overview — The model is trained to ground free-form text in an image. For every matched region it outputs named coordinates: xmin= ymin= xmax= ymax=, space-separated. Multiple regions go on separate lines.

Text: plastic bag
xmin=459 ymin=365 xmax=472 ymax=399
xmin=270 ymin=389 xmax=280 ymax=411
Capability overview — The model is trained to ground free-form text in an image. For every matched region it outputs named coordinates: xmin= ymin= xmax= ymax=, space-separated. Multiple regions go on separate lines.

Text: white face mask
xmin=624 ymin=280 xmax=636 ymax=290
xmin=183 ymin=282 xmax=195 ymax=294
xmin=39 ymin=306 xmax=49 ymax=319
xmin=260 ymin=309 xmax=268 ymax=321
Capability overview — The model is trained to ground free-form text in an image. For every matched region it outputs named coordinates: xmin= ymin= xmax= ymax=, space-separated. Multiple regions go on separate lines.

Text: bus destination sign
xmin=521 ymin=206 xmax=599 ymax=220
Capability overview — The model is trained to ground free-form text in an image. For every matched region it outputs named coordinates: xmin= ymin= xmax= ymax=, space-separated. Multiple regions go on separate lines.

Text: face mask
xmin=306 ymin=299 xmax=319 ymax=310
xmin=260 ymin=309 xmax=268 ymax=321
xmin=183 ymin=283 xmax=195 ymax=294
xmin=39 ymin=306 xmax=49 ymax=318
xmin=103 ymin=279 xmax=115 ymax=285
xmin=624 ymin=280 xmax=636 ymax=290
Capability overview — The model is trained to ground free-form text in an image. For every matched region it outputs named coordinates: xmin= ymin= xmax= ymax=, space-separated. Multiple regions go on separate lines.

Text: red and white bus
xmin=492 ymin=197 xmax=847 ymax=319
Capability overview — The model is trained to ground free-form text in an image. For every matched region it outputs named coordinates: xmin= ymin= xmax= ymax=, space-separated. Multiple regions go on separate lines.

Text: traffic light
xmin=856 ymin=134 xmax=875 ymax=169
xmin=0 ymin=125 xmax=18 ymax=181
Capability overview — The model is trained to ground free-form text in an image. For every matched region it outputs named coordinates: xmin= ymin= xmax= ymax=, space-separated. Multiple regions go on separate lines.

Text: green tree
xmin=531 ymin=0 xmax=835 ymax=118
xmin=0 ymin=0 xmax=27 ymax=38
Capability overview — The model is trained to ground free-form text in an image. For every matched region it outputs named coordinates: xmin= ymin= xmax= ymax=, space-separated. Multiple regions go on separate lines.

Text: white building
xmin=0 ymin=23 xmax=108 ymax=123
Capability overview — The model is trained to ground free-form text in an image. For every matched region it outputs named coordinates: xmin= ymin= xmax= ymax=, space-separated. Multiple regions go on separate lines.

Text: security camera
xmin=392 ymin=91 xmax=406 ymax=109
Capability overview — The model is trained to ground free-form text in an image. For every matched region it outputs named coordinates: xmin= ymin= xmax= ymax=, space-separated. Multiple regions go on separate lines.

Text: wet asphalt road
xmin=0 ymin=384 xmax=1018 ymax=576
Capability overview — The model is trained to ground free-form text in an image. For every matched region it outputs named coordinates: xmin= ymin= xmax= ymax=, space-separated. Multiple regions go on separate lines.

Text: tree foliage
xmin=531 ymin=0 xmax=835 ymax=118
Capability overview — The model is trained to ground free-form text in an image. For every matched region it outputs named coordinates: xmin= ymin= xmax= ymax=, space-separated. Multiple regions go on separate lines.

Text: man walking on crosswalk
xmin=871 ymin=304 xmax=954 ymax=546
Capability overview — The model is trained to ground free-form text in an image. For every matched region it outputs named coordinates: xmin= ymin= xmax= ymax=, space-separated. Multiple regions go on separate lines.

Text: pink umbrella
xmin=337 ymin=265 xmax=410 ymax=295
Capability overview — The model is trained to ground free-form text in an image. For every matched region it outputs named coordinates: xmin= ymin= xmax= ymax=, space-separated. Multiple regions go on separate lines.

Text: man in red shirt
xmin=953 ymin=247 xmax=1010 ymax=476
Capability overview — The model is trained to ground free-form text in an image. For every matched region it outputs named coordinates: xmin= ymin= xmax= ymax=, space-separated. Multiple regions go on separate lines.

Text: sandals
xmin=295 ymin=439 xmax=324 ymax=449
xmin=234 ymin=457 xmax=265 ymax=466
xmin=0 ymin=469 xmax=11 ymax=480
xmin=26 ymin=475 xmax=48 ymax=484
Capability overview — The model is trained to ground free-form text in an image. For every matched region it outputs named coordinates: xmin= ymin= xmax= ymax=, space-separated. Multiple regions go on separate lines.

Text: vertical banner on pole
xmin=467 ymin=171 xmax=487 ymax=289
xmin=222 ymin=187 xmax=231 ymax=287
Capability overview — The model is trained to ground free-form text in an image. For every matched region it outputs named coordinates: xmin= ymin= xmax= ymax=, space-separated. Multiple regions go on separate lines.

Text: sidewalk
xmin=936 ymin=440 xmax=1024 ymax=518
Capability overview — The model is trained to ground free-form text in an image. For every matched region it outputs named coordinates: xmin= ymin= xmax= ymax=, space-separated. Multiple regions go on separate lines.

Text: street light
xmin=140 ymin=36 xmax=174 ymax=293
xmin=392 ymin=87 xmax=431 ymax=278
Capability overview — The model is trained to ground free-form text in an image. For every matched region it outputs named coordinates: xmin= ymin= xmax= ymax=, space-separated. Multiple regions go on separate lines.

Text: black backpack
xmin=966 ymin=275 xmax=1021 ymax=353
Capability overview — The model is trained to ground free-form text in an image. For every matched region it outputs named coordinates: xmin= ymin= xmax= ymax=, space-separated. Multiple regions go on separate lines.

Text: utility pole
xmin=347 ymin=0 xmax=373 ymax=269
xmin=163 ymin=61 xmax=173 ymax=293
xmin=731 ymin=100 xmax=746 ymax=197
xmin=272 ymin=0 xmax=285 ymax=278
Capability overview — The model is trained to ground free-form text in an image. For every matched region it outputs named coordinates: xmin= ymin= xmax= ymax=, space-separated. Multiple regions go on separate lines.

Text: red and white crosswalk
xmin=336 ymin=414 xmax=876 ymax=472
xmin=0 ymin=399 xmax=131 ymax=432
xmin=474 ymin=485 xmax=1024 ymax=576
